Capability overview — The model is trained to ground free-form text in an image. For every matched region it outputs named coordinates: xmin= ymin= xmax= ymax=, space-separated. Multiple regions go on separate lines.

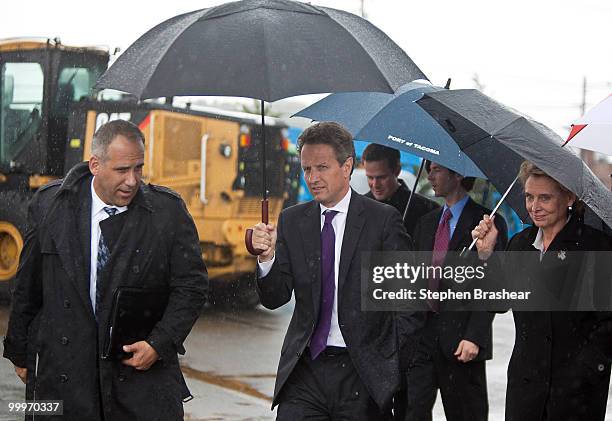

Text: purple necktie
xmin=429 ymin=208 xmax=452 ymax=312
xmin=310 ymin=210 xmax=338 ymax=360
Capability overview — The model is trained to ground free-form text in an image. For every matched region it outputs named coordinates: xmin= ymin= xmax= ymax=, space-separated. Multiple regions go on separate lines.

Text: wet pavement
xmin=1 ymin=304 xmax=611 ymax=420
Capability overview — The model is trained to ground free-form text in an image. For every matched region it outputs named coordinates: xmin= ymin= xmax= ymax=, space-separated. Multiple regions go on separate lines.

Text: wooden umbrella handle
xmin=245 ymin=199 xmax=269 ymax=255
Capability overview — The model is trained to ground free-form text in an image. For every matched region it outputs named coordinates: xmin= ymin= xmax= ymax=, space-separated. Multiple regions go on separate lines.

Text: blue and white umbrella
xmin=294 ymin=81 xmax=485 ymax=178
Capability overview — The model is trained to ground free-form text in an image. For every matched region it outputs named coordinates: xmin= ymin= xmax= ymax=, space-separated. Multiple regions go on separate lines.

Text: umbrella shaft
xmin=463 ymin=176 xmax=519 ymax=255
xmin=261 ymin=99 xmax=267 ymax=200
xmin=404 ymin=160 xmax=425 ymax=221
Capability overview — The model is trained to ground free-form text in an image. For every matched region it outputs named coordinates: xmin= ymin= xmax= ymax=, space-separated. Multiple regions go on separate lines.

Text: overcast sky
xmin=2 ymin=0 xmax=611 ymax=137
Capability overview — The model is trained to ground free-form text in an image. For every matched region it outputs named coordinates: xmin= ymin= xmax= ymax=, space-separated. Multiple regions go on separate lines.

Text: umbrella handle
xmin=245 ymin=199 xmax=269 ymax=256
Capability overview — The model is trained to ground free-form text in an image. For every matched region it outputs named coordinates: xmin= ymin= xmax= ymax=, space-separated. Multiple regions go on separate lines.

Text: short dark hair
xmin=425 ymin=160 xmax=475 ymax=192
xmin=362 ymin=143 xmax=400 ymax=171
xmin=92 ymin=119 xmax=145 ymax=160
xmin=297 ymin=122 xmax=355 ymax=174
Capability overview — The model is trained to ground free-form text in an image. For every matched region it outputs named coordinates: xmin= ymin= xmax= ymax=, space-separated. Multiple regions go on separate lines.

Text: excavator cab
xmin=0 ymin=38 xmax=108 ymax=180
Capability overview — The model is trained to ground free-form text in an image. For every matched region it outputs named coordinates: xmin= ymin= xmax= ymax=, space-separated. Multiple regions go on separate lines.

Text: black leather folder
xmin=102 ymin=287 xmax=169 ymax=359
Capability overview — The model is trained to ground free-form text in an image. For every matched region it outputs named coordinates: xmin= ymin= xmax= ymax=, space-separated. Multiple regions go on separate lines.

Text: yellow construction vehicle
xmin=0 ymin=38 xmax=300 ymax=305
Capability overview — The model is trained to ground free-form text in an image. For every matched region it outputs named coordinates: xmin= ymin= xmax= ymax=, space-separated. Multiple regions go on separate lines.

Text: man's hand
xmin=454 ymin=339 xmax=480 ymax=363
xmin=251 ymin=222 xmax=277 ymax=262
xmin=122 ymin=341 xmax=159 ymax=370
xmin=14 ymin=366 xmax=27 ymax=384
xmin=471 ymin=214 xmax=498 ymax=260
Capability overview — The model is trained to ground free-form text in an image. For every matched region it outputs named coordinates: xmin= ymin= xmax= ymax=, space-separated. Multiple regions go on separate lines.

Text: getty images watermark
xmin=361 ymin=251 xmax=612 ymax=312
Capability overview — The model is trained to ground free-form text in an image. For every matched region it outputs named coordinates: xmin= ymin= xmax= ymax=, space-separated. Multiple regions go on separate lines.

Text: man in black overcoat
xmin=3 ymin=120 xmax=208 ymax=421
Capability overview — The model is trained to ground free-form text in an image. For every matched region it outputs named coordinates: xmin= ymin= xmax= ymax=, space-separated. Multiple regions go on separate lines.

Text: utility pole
xmin=580 ymin=76 xmax=587 ymax=116
xmin=360 ymin=0 xmax=366 ymax=18
xmin=579 ymin=76 xmax=595 ymax=167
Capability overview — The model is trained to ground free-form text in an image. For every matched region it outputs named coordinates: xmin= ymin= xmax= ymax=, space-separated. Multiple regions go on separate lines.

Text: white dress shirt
xmin=531 ymin=216 xmax=570 ymax=262
xmin=258 ymin=188 xmax=352 ymax=348
xmin=90 ymin=178 xmax=127 ymax=313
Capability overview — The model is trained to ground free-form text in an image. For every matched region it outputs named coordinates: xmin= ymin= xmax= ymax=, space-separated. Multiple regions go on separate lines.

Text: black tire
xmin=0 ymin=190 xmax=30 ymax=303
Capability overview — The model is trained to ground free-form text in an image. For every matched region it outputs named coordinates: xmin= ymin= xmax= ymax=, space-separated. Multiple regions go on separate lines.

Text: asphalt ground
xmin=1 ymin=303 xmax=611 ymax=420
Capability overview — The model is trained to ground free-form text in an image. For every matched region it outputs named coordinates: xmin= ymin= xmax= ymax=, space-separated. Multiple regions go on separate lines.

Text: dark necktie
xmin=429 ymin=208 xmax=452 ymax=312
xmin=310 ymin=210 xmax=338 ymax=360
xmin=96 ymin=206 xmax=118 ymax=315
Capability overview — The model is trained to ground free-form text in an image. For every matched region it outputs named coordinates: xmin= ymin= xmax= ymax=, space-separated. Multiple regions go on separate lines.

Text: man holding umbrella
xmin=404 ymin=161 xmax=507 ymax=421
xmin=362 ymin=143 xmax=439 ymax=237
xmin=251 ymin=122 xmax=423 ymax=420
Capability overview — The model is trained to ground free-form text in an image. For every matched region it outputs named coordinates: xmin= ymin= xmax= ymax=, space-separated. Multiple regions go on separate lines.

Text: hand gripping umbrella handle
xmin=245 ymin=199 xmax=269 ymax=256
xmin=461 ymin=176 xmax=519 ymax=257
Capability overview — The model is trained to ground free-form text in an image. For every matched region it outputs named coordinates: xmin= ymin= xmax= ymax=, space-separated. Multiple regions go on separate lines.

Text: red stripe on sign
xmin=563 ymin=124 xmax=587 ymax=146
xmin=138 ymin=114 xmax=151 ymax=132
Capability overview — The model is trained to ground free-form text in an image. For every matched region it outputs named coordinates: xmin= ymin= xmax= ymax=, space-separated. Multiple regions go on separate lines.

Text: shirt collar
xmin=532 ymin=228 xmax=545 ymax=254
xmin=320 ymin=188 xmax=351 ymax=216
xmin=91 ymin=177 xmax=127 ymax=216
xmin=442 ymin=194 xmax=469 ymax=221
xmin=531 ymin=214 xmax=571 ymax=254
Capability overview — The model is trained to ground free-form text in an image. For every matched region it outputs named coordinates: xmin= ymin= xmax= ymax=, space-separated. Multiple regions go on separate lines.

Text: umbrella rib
xmin=459 ymin=115 xmax=523 ymax=150
xmin=140 ymin=10 xmax=210 ymax=98
xmin=322 ymin=14 xmax=394 ymax=93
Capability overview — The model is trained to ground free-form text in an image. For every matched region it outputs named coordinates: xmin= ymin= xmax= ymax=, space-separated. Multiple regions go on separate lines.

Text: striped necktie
xmin=96 ymin=206 xmax=118 ymax=315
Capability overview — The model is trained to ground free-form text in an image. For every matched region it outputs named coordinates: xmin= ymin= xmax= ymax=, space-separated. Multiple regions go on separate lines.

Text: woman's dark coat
xmin=503 ymin=216 xmax=612 ymax=421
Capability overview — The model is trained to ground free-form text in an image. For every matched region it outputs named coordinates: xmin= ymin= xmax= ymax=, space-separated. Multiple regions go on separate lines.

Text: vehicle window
xmin=0 ymin=62 xmax=44 ymax=166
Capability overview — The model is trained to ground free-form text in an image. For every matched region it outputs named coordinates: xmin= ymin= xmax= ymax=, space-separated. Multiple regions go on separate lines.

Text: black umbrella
xmin=95 ymin=0 xmax=426 ymax=254
xmin=415 ymin=89 xmax=612 ymax=234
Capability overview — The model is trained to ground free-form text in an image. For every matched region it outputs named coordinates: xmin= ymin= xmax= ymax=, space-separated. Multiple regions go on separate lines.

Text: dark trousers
xmin=398 ymin=334 xmax=488 ymax=421
xmin=276 ymin=347 xmax=392 ymax=421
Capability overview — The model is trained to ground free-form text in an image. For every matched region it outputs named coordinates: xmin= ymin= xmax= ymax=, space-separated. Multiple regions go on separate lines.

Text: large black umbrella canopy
xmin=416 ymin=89 xmax=612 ymax=229
xmin=95 ymin=0 xmax=426 ymax=101
xmin=95 ymin=0 xmax=426 ymax=254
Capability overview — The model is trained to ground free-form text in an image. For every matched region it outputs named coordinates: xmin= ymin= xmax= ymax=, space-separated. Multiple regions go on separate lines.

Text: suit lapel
xmin=299 ymin=201 xmax=322 ymax=316
xmin=421 ymin=209 xmax=442 ymax=251
xmin=46 ymin=180 xmax=94 ymax=317
xmin=77 ymin=178 xmax=92 ymax=283
xmin=338 ymin=193 xmax=365 ymax=297
xmin=448 ymin=198 xmax=476 ymax=252
xmin=105 ymin=188 xmax=155 ymax=296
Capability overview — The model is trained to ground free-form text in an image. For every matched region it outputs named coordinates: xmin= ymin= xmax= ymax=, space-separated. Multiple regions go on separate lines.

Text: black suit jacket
xmin=412 ymin=197 xmax=508 ymax=361
xmin=257 ymin=190 xmax=420 ymax=411
xmin=365 ymin=178 xmax=439 ymax=238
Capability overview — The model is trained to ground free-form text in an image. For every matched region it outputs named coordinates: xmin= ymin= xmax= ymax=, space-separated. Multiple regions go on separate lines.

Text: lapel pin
xmin=557 ymin=250 xmax=566 ymax=261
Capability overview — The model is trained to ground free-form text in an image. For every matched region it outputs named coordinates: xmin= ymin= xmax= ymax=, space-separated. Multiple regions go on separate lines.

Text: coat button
xmin=132 ymin=265 xmax=140 ymax=274
xmin=598 ymin=364 xmax=605 ymax=372
xmin=60 ymin=337 xmax=69 ymax=345
xmin=296 ymin=351 xmax=302 ymax=358
xmin=545 ymin=335 xmax=552 ymax=343
xmin=522 ymin=377 xmax=529 ymax=384
xmin=63 ymin=299 xmax=71 ymax=309
xmin=60 ymin=374 xmax=68 ymax=383
xmin=118 ymin=375 xmax=126 ymax=382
